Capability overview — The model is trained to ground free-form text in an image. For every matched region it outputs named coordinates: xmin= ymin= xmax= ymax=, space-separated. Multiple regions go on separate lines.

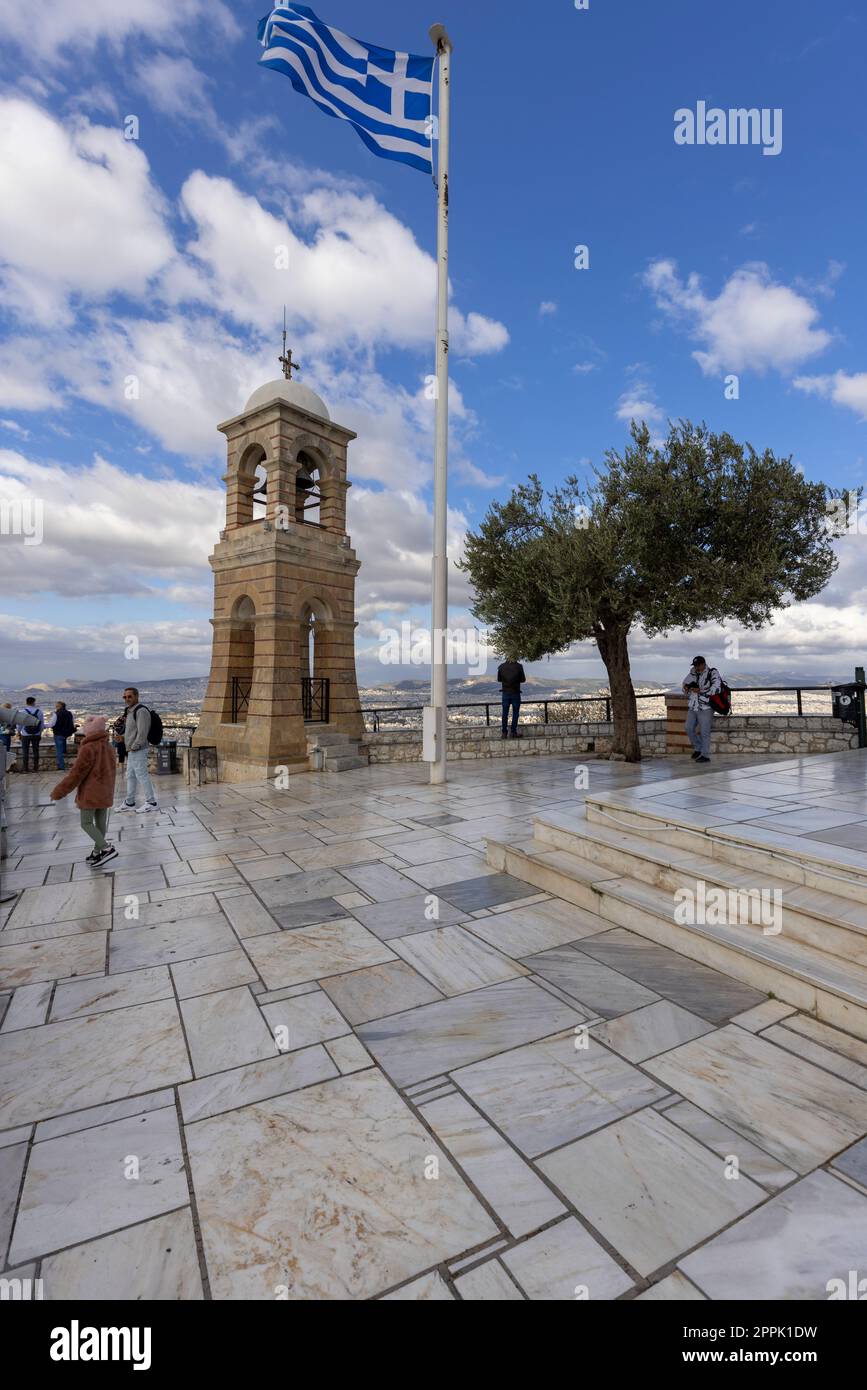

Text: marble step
xmin=323 ymin=751 xmax=368 ymax=772
xmin=532 ymin=815 xmax=867 ymax=966
xmin=584 ymin=796 xmax=867 ymax=908
xmin=487 ymin=837 xmax=867 ymax=1041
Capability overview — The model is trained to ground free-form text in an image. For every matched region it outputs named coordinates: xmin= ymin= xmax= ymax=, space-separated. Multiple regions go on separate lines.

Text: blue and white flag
xmin=257 ymin=5 xmax=435 ymax=174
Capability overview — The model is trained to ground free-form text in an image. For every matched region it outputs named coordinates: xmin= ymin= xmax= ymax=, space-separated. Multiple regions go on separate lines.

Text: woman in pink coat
xmin=50 ymin=715 xmax=118 ymax=867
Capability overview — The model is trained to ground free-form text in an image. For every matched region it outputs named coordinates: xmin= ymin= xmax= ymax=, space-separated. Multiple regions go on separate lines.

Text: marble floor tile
xmin=398 ymin=857 xmax=496 ymax=891
xmin=761 ymin=1023 xmax=867 ymax=1091
xmin=778 ymin=1013 xmax=867 ymax=1067
xmin=831 ymin=1136 xmax=867 ymax=1188
xmin=237 ymin=855 xmax=301 ymax=882
xmin=0 ymin=932 xmax=107 ymax=989
xmin=324 ymin=1034 xmax=372 ymax=1074
xmin=339 ymin=862 xmax=424 ymax=902
xmin=112 ymin=892 xmax=221 ymax=928
xmin=357 ymin=979 xmax=581 ymax=1088
xmin=730 ymin=999 xmax=797 ymax=1032
xmin=0 ymin=998 xmax=191 ymax=1129
xmin=109 ymin=915 xmax=238 ymax=972
xmin=577 ymin=929 xmax=767 ymax=1022
xmin=170 ymin=949 xmax=258 ymax=999
xmin=454 ymin=1258 xmax=524 ymax=1301
xmin=391 ymin=926 xmax=529 ymax=996
xmin=466 ymin=897 xmax=606 ymax=958
xmin=219 ymin=894 xmax=282 ymax=939
xmin=181 ymin=986 xmax=277 ymax=1077
xmin=178 ymin=1044 xmax=338 ymax=1123
xmin=644 ymin=1025 xmax=867 ymax=1173
xmin=36 ymin=1089 xmax=175 ymax=1143
xmin=320 ymin=959 xmax=443 ymax=1024
xmin=6 ymin=879 xmax=111 ymax=930
xmin=385 ymin=835 xmax=467 ymax=866
xmin=421 ymin=1091 xmax=565 ymax=1237
xmin=453 ymin=1029 xmax=667 ymax=1158
xmin=261 ymin=990 xmax=350 ymax=1051
xmin=591 ymin=1000 xmax=715 ymax=1062
xmin=289 ymin=839 xmax=387 ymax=871
xmin=0 ymin=1142 xmax=27 ymax=1264
xmin=663 ymin=1100 xmax=798 ymax=1190
xmin=680 ymin=1170 xmax=867 ymax=1299
xmin=1 ymin=981 xmax=53 ymax=1032
xmin=540 ymin=1107 xmax=764 ymax=1276
xmin=636 ymin=1271 xmax=706 ymax=1301
xmin=348 ymin=893 xmax=467 ymax=940
xmin=501 ymin=1217 xmax=633 ymax=1301
xmin=522 ymin=946 xmax=659 ymax=1018
xmin=40 ymin=1207 xmax=204 ymax=1300
xmin=423 ymin=872 xmax=533 ymax=912
xmin=186 ymin=1069 xmax=498 ymax=1299
xmin=51 ymin=967 xmax=173 ymax=1021
xmin=9 ymin=1107 xmax=187 ymax=1264
xmin=256 ymin=867 xmax=356 ymax=908
xmin=245 ymin=919 xmax=396 ymax=990
xmin=382 ymin=1271 xmax=455 ymax=1300
xmin=271 ymin=896 xmax=356 ymax=930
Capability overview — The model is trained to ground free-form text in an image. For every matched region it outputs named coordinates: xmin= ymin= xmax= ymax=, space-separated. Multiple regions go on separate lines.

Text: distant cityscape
xmin=1 ymin=671 xmax=843 ymax=737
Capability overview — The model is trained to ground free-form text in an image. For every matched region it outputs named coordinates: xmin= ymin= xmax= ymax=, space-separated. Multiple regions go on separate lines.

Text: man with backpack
xmin=117 ymin=686 xmax=160 ymax=813
xmin=682 ymin=655 xmax=729 ymax=763
xmin=18 ymin=696 xmax=44 ymax=772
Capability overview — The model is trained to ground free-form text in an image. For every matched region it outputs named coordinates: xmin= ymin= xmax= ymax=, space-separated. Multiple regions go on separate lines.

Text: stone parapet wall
xmin=366 ymin=712 xmax=859 ymax=764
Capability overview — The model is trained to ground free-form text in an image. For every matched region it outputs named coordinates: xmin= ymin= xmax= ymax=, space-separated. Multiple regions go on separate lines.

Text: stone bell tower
xmin=194 ymin=354 xmax=365 ymax=782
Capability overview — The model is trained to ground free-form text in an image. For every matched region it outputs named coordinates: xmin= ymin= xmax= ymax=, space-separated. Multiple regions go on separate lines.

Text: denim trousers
xmin=685 ymin=707 xmax=713 ymax=756
xmin=125 ymin=746 xmax=157 ymax=806
xmin=502 ymin=693 xmax=521 ymax=735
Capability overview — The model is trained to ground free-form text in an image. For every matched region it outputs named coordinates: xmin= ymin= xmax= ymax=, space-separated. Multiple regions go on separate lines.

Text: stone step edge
xmin=487 ymin=837 xmax=867 ymax=1017
xmin=532 ymin=816 xmax=867 ymax=938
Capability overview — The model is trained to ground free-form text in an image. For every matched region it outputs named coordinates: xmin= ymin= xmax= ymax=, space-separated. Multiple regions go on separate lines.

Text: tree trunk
xmin=596 ymin=622 xmax=641 ymax=761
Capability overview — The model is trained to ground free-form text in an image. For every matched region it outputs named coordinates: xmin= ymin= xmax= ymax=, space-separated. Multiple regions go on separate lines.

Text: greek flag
xmin=257 ymin=5 xmax=435 ymax=174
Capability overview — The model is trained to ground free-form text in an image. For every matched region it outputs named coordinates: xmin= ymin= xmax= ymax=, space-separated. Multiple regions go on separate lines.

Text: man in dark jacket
xmin=497 ymin=656 xmax=526 ymax=739
xmin=51 ymin=701 xmax=75 ymax=770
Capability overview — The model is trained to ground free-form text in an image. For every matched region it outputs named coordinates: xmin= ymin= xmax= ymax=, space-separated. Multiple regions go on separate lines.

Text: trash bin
xmin=832 ymin=684 xmax=863 ymax=726
xmin=155 ymin=740 xmax=178 ymax=775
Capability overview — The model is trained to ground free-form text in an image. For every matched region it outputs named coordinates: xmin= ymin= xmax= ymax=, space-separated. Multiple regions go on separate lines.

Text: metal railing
xmin=362 ymin=685 xmax=843 ymax=734
xmin=302 ymin=677 xmax=331 ymax=723
xmin=231 ymin=676 xmax=251 ymax=723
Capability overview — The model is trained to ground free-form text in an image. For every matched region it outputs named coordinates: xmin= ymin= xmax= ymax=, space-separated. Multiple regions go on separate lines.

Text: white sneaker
xmin=138 ymin=802 xmax=159 ymax=813
xmin=115 ymin=803 xmax=135 ymax=813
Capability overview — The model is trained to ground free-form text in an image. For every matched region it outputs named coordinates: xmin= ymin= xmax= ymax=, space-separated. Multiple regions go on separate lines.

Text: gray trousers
xmin=80 ymin=808 xmax=111 ymax=851
xmin=686 ymin=707 xmax=714 ymax=757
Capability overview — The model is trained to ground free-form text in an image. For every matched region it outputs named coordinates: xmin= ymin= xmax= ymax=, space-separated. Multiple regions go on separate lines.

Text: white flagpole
xmin=428 ymin=23 xmax=452 ymax=786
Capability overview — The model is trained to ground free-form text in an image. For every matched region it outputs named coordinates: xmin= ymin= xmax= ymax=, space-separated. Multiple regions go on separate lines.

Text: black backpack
xmin=137 ymin=705 xmax=164 ymax=745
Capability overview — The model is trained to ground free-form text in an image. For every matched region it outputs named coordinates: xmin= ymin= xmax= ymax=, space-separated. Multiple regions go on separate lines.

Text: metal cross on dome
xmin=278 ymin=308 xmax=301 ymax=380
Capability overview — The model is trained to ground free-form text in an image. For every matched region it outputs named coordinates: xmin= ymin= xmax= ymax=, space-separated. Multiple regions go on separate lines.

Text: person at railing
xmin=682 ymin=655 xmax=722 ymax=763
xmin=497 ymin=655 xmax=527 ymax=740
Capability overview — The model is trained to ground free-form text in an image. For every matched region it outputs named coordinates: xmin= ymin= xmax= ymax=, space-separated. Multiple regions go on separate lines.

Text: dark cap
xmin=692 ymin=655 xmax=706 ymax=665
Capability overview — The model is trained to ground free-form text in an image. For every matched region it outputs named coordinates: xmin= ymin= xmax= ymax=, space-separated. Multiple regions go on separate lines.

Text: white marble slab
xmin=680 ymin=1170 xmax=867 ymax=1299
xmin=762 ymin=1024 xmax=867 ymax=1091
xmin=730 ymin=999 xmax=797 ymax=1032
xmin=51 ymin=966 xmax=173 ymax=1021
xmin=390 ymin=926 xmax=529 ymax=996
xmin=1 ymin=981 xmax=53 ymax=1031
xmin=324 ymin=1034 xmax=373 ymax=1074
xmin=453 ymin=1029 xmax=667 ymax=1158
xmin=644 ymin=1025 xmax=867 ymax=1174
xmin=501 ymin=1217 xmax=633 ymax=1300
xmin=663 ymin=1100 xmax=797 ymax=1190
xmin=591 ymin=1000 xmax=714 ymax=1062
xmin=40 ymin=1207 xmax=204 ymax=1300
xmin=219 ymin=893 xmax=282 ymax=939
xmin=261 ymin=991 xmax=350 ymax=1052
xmin=9 ymin=1107 xmax=187 ymax=1264
xmin=245 ymin=919 xmax=396 ymax=990
xmin=0 ymin=932 xmax=107 ymax=989
xmin=382 ymin=1271 xmax=455 ymax=1300
xmin=540 ymin=1107 xmax=764 ymax=1276
xmin=170 ymin=949 xmax=258 ymax=999
xmin=454 ymin=1259 xmax=524 ymax=1301
xmin=185 ymin=1069 xmax=498 ymax=1299
xmin=320 ymin=960 xmax=443 ymax=1024
xmin=35 ymin=1088 xmax=176 ymax=1143
xmin=466 ymin=897 xmax=606 ymax=957
xmin=6 ymin=879 xmax=111 ymax=930
xmin=181 ymin=985 xmax=277 ymax=1077
xmin=636 ymin=1271 xmax=706 ymax=1300
xmin=109 ymin=915 xmax=239 ymax=972
xmin=422 ymin=1090 xmax=564 ymax=1236
xmin=178 ymin=1044 xmax=338 ymax=1123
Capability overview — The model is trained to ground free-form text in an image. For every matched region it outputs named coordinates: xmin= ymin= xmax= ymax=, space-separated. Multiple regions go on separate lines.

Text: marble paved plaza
xmin=2 ymin=750 xmax=867 ymax=1300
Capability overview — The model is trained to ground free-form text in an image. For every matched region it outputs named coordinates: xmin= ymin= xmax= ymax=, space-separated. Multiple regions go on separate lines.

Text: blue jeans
xmin=686 ymin=707 xmax=713 ymax=757
xmin=54 ymin=735 xmax=68 ymax=770
xmin=125 ymin=746 xmax=157 ymax=806
xmin=502 ymin=693 xmax=521 ymax=735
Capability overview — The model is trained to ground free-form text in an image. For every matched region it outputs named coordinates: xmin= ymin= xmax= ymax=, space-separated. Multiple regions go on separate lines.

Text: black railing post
xmin=544 ymin=702 xmax=549 ymax=724
xmin=797 ymin=689 xmax=803 ymax=717
xmin=605 ymin=697 xmax=611 ymax=722
xmin=485 ymin=704 xmax=490 ymax=726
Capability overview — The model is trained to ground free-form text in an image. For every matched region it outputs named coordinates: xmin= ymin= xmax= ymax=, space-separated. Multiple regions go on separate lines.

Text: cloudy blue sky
xmin=0 ymin=0 xmax=865 ymax=688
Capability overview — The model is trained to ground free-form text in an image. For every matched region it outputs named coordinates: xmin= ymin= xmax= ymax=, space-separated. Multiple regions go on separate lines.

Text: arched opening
xmin=236 ymin=445 xmax=267 ymax=528
xmin=299 ymin=599 xmax=331 ymax=722
xmin=222 ymin=595 xmax=256 ymax=724
xmin=295 ymin=450 xmax=322 ymax=527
